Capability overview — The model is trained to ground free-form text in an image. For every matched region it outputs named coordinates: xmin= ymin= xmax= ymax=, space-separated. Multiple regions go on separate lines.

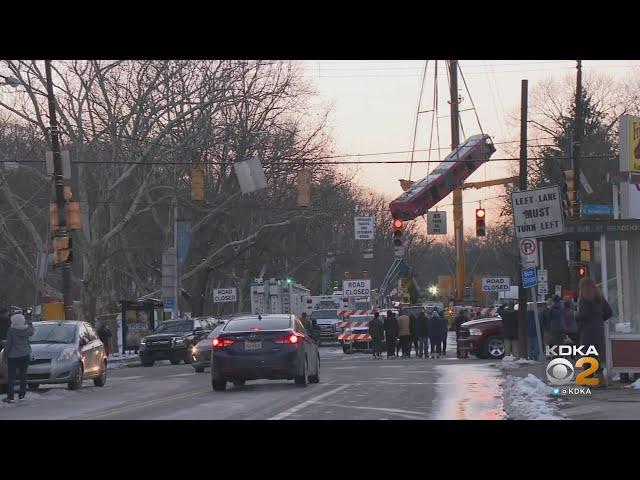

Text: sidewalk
xmin=107 ymin=353 xmax=141 ymax=369
xmin=493 ymin=356 xmax=640 ymax=420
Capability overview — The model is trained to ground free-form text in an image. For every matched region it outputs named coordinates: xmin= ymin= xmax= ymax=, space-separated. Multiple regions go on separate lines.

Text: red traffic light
xmin=476 ymin=208 xmax=485 ymax=219
xmin=392 ymin=218 xmax=404 ymax=230
xmin=578 ymin=266 xmax=587 ymax=277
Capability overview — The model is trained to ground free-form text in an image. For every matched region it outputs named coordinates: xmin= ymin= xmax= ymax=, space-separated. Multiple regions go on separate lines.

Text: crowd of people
xmin=497 ymin=277 xmax=612 ymax=370
xmin=367 ymin=308 xmax=449 ymax=359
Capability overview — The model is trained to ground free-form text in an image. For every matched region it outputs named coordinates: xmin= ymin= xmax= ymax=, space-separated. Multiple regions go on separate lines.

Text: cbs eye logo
xmin=545 ymin=357 xmax=600 ymax=386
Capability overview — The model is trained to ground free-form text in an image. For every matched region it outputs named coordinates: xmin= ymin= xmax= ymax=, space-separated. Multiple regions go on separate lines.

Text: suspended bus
xmin=389 ymin=134 xmax=496 ymax=221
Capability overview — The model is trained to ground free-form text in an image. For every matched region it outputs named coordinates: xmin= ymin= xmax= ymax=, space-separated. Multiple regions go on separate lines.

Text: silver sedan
xmin=0 ymin=321 xmax=107 ymax=392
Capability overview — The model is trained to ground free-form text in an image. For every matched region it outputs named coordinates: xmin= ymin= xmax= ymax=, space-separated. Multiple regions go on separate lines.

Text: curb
xmin=107 ymin=357 xmax=142 ymax=369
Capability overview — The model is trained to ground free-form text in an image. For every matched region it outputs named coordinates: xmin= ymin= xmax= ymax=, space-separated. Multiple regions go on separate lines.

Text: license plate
xmin=245 ymin=341 xmax=262 ymax=351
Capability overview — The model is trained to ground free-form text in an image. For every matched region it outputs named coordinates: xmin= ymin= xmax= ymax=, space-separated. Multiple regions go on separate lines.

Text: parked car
xmin=139 ymin=318 xmax=213 ymax=367
xmin=456 ymin=301 xmax=546 ymax=359
xmin=310 ymin=309 xmax=341 ymax=345
xmin=0 ymin=321 xmax=107 ymax=392
xmin=191 ymin=323 xmax=225 ymax=373
xmin=210 ymin=314 xmax=320 ymax=391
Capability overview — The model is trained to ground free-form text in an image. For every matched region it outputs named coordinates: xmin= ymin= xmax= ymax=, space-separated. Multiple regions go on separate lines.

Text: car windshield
xmin=155 ymin=321 xmax=193 ymax=334
xmin=30 ymin=323 xmax=77 ymax=344
xmin=311 ymin=310 xmax=338 ymax=320
xmin=223 ymin=317 xmax=291 ymax=332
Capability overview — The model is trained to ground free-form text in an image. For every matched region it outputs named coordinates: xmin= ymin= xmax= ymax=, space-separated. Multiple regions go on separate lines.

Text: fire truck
xmin=250 ymin=278 xmax=310 ymax=316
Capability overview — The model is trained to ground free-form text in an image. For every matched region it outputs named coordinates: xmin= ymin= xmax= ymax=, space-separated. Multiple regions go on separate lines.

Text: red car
xmin=456 ymin=301 xmax=546 ymax=359
xmin=389 ymin=134 xmax=496 ymax=220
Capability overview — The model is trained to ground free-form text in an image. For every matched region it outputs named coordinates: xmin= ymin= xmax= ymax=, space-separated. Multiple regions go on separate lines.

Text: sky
xmin=302 ymin=60 xmax=640 ymax=237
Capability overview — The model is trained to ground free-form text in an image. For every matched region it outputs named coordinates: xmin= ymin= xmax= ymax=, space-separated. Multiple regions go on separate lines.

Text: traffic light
xmin=577 ymin=265 xmax=588 ymax=278
xmin=286 ymin=277 xmax=293 ymax=285
xmin=362 ymin=271 xmax=368 ymax=279
xmin=344 ymin=272 xmax=351 ymax=279
xmin=562 ymin=170 xmax=577 ymax=219
xmin=191 ymin=165 xmax=205 ymax=201
xmin=392 ymin=218 xmax=404 ymax=258
xmin=52 ymin=236 xmax=72 ymax=266
xmin=579 ymin=241 xmax=591 ymax=263
xmin=475 ymin=208 xmax=486 ymax=237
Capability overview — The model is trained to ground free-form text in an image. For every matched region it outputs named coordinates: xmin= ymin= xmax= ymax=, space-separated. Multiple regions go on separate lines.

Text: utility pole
xmin=45 ymin=60 xmax=73 ymax=320
xmin=449 ymin=60 xmax=465 ymax=302
xmin=517 ymin=79 xmax=528 ymax=357
xmin=573 ymin=60 xmax=583 ymax=279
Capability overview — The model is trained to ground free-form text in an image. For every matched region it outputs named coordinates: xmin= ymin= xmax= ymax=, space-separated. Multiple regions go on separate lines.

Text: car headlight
xmin=469 ymin=328 xmax=483 ymax=336
xmin=57 ymin=347 xmax=78 ymax=362
xmin=140 ymin=339 xmax=146 ymax=345
xmin=191 ymin=345 xmax=198 ymax=354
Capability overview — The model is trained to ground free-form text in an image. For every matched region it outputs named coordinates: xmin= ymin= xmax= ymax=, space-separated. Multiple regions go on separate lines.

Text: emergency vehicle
xmin=250 ymin=278 xmax=310 ymax=316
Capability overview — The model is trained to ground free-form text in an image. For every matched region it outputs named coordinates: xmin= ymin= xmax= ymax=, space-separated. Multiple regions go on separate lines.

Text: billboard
xmin=619 ymin=115 xmax=640 ymax=219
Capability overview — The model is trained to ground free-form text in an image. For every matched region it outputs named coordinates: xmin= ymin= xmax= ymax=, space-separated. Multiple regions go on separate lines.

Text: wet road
xmin=0 ymin=336 xmax=505 ymax=420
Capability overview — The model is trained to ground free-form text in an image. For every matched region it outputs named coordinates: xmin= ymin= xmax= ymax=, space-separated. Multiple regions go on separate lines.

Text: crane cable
xmin=408 ymin=60 xmax=429 ymax=181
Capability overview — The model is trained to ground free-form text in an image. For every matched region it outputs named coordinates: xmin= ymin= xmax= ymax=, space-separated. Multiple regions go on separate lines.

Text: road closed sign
xmin=482 ymin=277 xmax=511 ymax=292
xmin=343 ymin=279 xmax=371 ymax=297
xmin=213 ymin=288 xmax=237 ymax=303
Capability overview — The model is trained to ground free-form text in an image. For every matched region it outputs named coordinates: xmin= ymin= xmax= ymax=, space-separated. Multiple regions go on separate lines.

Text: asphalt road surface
xmin=0 ymin=338 xmax=505 ymax=420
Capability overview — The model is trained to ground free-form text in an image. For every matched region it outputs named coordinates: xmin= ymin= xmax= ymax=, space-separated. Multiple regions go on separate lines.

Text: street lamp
xmin=428 ymin=285 xmax=439 ymax=297
xmin=0 ymin=75 xmax=20 ymax=88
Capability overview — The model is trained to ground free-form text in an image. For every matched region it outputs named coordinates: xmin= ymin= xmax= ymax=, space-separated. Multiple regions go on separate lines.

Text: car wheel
xmin=308 ymin=353 xmax=320 ymax=384
xmin=27 ymin=384 xmax=40 ymax=391
xmin=295 ymin=358 xmax=308 ymax=387
xmin=194 ymin=366 xmax=205 ymax=373
xmin=211 ymin=377 xmax=227 ymax=392
xmin=93 ymin=361 xmax=107 ymax=387
xmin=170 ymin=359 xmax=181 ymax=365
xmin=67 ymin=364 xmax=84 ymax=390
xmin=342 ymin=345 xmax=352 ymax=354
xmin=232 ymin=379 xmax=246 ymax=387
xmin=142 ymin=360 xmax=155 ymax=367
xmin=484 ymin=336 xmax=505 ymax=359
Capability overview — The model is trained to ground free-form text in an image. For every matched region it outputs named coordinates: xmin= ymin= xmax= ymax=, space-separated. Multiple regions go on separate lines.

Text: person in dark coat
xmin=97 ymin=323 xmax=113 ymax=356
xmin=3 ymin=314 xmax=34 ymax=403
xmin=427 ymin=310 xmax=446 ymax=358
xmin=397 ymin=310 xmax=412 ymax=358
xmin=414 ymin=311 xmax=428 ymax=358
xmin=383 ymin=310 xmax=399 ymax=359
xmin=368 ymin=312 xmax=385 ymax=359
xmin=439 ymin=309 xmax=449 ymax=356
xmin=0 ymin=307 xmax=10 ymax=344
xmin=577 ymin=278 xmax=612 ymax=371
xmin=548 ymin=295 xmax=566 ymax=352
xmin=564 ymin=299 xmax=578 ymax=346
xmin=498 ymin=301 xmax=519 ymax=358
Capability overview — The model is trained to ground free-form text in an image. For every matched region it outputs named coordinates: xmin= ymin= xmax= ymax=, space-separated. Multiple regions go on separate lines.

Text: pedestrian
xmin=439 ymin=309 xmax=449 ymax=356
xmin=3 ymin=313 xmax=34 ymax=403
xmin=397 ymin=309 xmax=412 ymax=358
xmin=409 ymin=313 xmax=419 ymax=358
xmin=300 ymin=312 xmax=312 ymax=332
xmin=97 ymin=322 xmax=113 ymax=357
xmin=414 ymin=310 xmax=428 ymax=358
xmin=577 ymin=278 xmax=612 ymax=377
xmin=368 ymin=311 xmax=385 ymax=359
xmin=564 ymin=299 xmax=578 ymax=347
xmin=0 ymin=306 xmax=10 ymax=345
xmin=549 ymin=295 xmax=566 ymax=353
xmin=383 ymin=310 xmax=399 ymax=359
xmin=427 ymin=310 xmax=445 ymax=358
xmin=498 ymin=301 xmax=519 ymax=358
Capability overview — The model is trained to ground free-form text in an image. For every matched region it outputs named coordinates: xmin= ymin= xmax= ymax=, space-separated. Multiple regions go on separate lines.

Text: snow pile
xmin=503 ymin=374 xmax=564 ymax=420
xmin=631 ymin=378 xmax=640 ymax=390
xmin=615 ymin=323 xmax=631 ymax=333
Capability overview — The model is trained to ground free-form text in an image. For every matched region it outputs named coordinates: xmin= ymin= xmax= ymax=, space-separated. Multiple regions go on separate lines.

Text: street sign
xmin=163 ymin=298 xmax=175 ymax=310
xmin=522 ymin=267 xmax=538 ymax=289
xmin=354 ymin=216 xmax=374 ymax=240
xmin=537 ymin=269 xmax=548 ymax=282
xmin=213 ymin=288 xmax=237 ymax=303
xmin=511 ymin=186 xmax=564 ymax=239
xmin=427 ymin=211 xmax=447 ymax=235
xmin=362 ymin=248 xmax=374 ymax=259
xmin=538 ymin=282 xmax=548 ymax=296
xmin=519 ymin=238 xmax=539 ymax=268
xmin=581 ymin=204 xmax=614 ymax=216
xmin=343 ymin=279 xmax=371 ymax=297
xmin=234 ymin=156 xmax=267 ymax=194
xmin=46 ymin=150 xmax=71 ymax=179
xmin=481 ymin=277 xmax=511 ymax=292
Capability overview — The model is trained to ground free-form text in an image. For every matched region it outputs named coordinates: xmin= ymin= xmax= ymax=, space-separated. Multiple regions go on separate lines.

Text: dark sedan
xmin=210 ymin=314 xmax=320 ymax=391
xmin=139 ymin=318 xmax=213 ymax=366
xmin=191 ymin=323 xmax=225 ymax=373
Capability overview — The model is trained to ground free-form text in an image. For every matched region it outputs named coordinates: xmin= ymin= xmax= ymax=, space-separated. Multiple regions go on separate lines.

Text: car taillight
xmin=211 ymin=337 xmax=235 ymax=348
xmin=274 ymin=332 xmax=304 ymax=344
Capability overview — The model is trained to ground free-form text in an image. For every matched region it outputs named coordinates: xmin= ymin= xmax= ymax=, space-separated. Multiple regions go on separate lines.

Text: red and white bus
xmin=389 ymin=134 xmax=496 ymax=221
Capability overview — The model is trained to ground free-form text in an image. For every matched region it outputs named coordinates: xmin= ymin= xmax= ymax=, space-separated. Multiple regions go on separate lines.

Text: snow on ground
xmin=494 ymin=356 xmax=540 ymax=371
xmin=631 ymin=378 xmax=640 ymax=390
xmin=502 ymin=374 xmax=564 ymax=420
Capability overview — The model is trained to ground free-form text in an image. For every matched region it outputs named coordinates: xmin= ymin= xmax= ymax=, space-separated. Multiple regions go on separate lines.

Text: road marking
xmin=166 ymin=373 xmax=196 ymax=378
xmin=312 ymin=401 xmax=430 ymax=420
xmin=268 ymin=385 xmax=350 ymax=420
xmin=72 ymin=388 xmax=208 ymax=420
xmin=332 ymin=366 xmax=358 ymax=370
xmin=109 ymin=376 xmax=145 ymax=382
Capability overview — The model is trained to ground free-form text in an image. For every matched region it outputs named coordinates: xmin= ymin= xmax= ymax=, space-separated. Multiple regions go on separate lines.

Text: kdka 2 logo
xmin=545 ymin=346 xmax=599 ymax=396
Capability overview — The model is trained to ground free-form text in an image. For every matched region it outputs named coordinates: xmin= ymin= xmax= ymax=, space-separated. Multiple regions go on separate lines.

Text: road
xmin=0 ymin=337 xmax=505 ymax=420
